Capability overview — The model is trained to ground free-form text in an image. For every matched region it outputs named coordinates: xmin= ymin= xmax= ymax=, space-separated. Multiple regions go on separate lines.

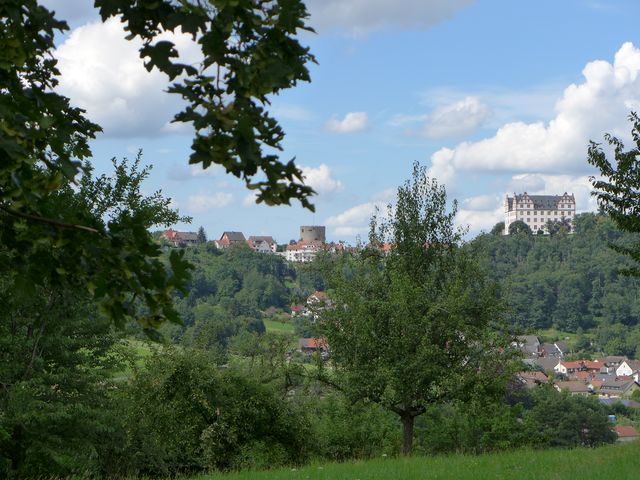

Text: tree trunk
xmin=401 ymin=414 xmax=414 ymax=456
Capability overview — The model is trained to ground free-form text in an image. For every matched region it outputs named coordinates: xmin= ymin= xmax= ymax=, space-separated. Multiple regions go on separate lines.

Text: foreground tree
xmin=0 ymin=156 xmax=189 ymax=477
xmin=589 ymin=112 xmax=640 ymax=274
xmin=0 ymin=0 xmax=315 ymax=328
xmin=319 ymin=163 xmax=514 ymax=455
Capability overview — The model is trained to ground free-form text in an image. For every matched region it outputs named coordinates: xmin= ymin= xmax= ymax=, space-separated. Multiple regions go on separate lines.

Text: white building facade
xmin=504 ymin=192 xmax=576 ymax=235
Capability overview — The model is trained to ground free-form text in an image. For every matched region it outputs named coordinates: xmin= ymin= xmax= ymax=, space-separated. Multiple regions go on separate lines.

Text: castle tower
xmin=300 ymin=225 xmax=326 ymax=243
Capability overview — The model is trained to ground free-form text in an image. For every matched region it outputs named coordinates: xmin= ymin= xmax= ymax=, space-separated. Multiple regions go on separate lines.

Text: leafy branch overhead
xmin=589 ymin=112 xmax=640 ymax=275
xmin=0 ymin=0 xmax=317 ymax=329
xmin=95 ymin=0 xmax=318 ymax=210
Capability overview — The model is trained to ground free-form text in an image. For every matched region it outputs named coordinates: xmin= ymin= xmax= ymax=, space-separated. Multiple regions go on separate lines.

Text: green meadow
xmin=196 ymin=443 xmax=640 ymax=480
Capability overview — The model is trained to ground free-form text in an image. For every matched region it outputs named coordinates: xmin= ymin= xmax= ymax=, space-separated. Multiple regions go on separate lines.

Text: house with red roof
xmin=614 ymin=425 xmax=640 ymax=442
xmin=298 ymin=337 xmax=328 ymax=354
xmin=160 ymin=229 xmax=199 ymax=247
xmin=214 ymin=231 xmax=246 ymax=249
xmin=247 ymin=236 xmax=277 ymax=253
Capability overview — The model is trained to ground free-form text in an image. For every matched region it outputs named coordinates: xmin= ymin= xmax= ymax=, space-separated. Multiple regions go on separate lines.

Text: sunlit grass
xmin=194 ymin=442 xmax=640 ymax=480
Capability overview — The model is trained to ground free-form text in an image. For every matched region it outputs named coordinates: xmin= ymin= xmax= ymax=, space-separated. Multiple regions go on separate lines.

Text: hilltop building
xmin=246 ymin=236 xmax=277 ymax=253
xmin=504 ymin=192 xmax=576 ymax=234
xmin=214 ymin=231 xmax=246 ymax=249
xmin=160 ymin=229 xmax=199 ymax=247
xmin=300 ymin=225 xmax=326 ymax=243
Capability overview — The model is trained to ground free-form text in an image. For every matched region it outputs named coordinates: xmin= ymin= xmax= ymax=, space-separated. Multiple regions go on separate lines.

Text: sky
xmin=41 ymin=0 xmax=640 ymax=243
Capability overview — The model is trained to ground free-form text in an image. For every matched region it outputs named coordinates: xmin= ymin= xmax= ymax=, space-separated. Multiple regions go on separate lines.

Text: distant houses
xmin=517 ymin=334 xmax=640 ymax=401
xmin=159 ymin=229 xmax=199 ymax=247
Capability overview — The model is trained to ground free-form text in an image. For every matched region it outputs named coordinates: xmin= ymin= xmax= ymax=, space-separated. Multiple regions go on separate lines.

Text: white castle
xmin=504 ymin=192 xmax=576 ymax=235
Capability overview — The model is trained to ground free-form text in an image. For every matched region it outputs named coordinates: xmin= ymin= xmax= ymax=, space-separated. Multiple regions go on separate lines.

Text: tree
xmin=197 ymin=226 xmax=207 ymax=244
xmin=508 ymin=220 xmax=532 ymax=235
xmin=490 ymin=221 xmax=505 ymax=235
xmin=589 ymin=112 xmax=640 ymax=274
xmin=0 ymin=0 xmax=316 ymax=329
xmin=319 ymin=163 xmax=513 ymax=455
xmin=0 ymin=155 xmax=186 ymax=477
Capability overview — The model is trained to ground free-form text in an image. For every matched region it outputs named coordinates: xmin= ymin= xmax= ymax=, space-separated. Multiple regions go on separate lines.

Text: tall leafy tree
xmin=319 ymin=163 xmax=513 ymax=455
xmin=0 ymin=156 xmax=188 ymax=477
xmin=589 ymin=112 xmax=640 ymax=274
xmin=0 ymin=0 xmax=315 ymax=328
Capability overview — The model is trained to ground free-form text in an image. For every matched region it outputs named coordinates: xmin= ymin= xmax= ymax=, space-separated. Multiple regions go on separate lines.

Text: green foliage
xmin=94 ymin=0 xmax=317 ymax=210
xmin=121 ymin=348 xmax=309 ymax=476
xmin=521 ymin=387 xmax=617 ymax=448
xmin=490 ymin=221 xmax=505 ymax=235
xmin=589 ymin=112 xmax=640 ymax=275
xmin=472 ymin=213 xmax=640 ymax=338
xmin=305 ymin=394 xmax=400 ymax=461
xmin=0 ymin=283 xmax=126 ymax=478
xmin=508 ymin=220 xmax=532 ymax=235
xmin=320 ymin=163 xmax=514 ymax=455
xmin=1 ymin=0 xmax=317 ymax=333
xmin=1 ymin=155 xmax=192 ymax=331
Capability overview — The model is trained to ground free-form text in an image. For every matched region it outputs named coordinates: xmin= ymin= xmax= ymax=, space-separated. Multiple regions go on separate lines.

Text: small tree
xmin=589 ymin=112 xmax=640 ymax=273
xmin=490 ymin=221 xmax=505 ymax=235
xmin=508 ymin=220 xmax=532 ymax=235
xmin=197 ymin=226 xmax=207 ymax=244
xmin=319 ymin=163 xmax=513 ymax=455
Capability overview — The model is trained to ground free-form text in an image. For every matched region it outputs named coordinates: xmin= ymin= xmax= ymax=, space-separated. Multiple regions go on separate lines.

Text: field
xmin=195 ymin=443 xmax=640 ymax=480
xmin=263 ymin=318 xmax=295 ymax=334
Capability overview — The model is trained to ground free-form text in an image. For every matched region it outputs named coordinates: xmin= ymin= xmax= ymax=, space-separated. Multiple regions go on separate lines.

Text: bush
xmin=119 ymin=348 xmax=309 ymax=476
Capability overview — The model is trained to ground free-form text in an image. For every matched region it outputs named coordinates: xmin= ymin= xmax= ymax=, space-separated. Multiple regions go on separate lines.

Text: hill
xmin=471 ymin=213 xmax=640 ymax=356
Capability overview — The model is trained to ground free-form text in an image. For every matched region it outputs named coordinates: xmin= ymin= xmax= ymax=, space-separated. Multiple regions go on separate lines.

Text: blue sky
xmin=43 ymin=0 xmax=640 ymax=243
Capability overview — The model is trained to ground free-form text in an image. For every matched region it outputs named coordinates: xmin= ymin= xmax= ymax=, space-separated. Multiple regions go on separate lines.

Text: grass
xmin=263 ymin=318 xmax=295 ymax=334
xmin=194 ymin=443 xmax=640 ymax=480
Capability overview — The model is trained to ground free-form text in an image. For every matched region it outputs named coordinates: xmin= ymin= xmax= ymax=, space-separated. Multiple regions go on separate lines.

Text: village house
xmin=214 ymin=231 xmax=246 ymax=249
xmin=285 ymin=239 xmax=324 ymax=262
xmin=246 ymin=236 xmax=277 ymax=253
xmin=160 ymin=229 xmax=199 ymax=247
xmin=554 ymin=381 xmax=591 ymax=396
xmin=598 ymin=379 xmax=640 ymax=399
xmin=298 ymin=337 xmax=329 ymax=355
xmin=614 ymin=425 xmax=640 ymax=443
xmin=616 ymin=360 xmax=640 ymax=378
xmin=516 ymin=371 xmax=549 ymax=388
xmin=554 ymin=360 xmax=602 ymax=377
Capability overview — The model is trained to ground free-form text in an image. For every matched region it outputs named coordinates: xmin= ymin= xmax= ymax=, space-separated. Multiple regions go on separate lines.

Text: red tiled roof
xmin=518 ymin=371 xmax=548 ymax=382
xmin=309 ymin=291 xmax=329 ymax=302
xmin=299 ymin=338 xmax=328 ymax=350
xmin=615 ymin=426 xmax=639 ymax=437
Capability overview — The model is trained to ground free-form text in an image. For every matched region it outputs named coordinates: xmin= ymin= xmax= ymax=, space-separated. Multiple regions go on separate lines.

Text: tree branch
xmin=0 ymin=205 xmax=101 ymax=234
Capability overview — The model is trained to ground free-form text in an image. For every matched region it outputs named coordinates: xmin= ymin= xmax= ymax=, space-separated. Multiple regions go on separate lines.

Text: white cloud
xmin=427 ymin=42 xmax=640 ymax=186
xmin=243 ymin=191 xmax=259 ymax=207
xmin=188 ymin=192 xmax=233 ymax=212
xmin=325 ymin=188 xmax=396 ymax=237
xmin=423 ymin=96 xmax=491 ymax=138
xmin=272 ymin=104 xmax=314 ymax=122
xmin=306 ymin=0 xmax=475 ymax=34
xmin=55 ymin=18 xmax=200 ymax=138
xmin=326 ymin=112 xmax=369 ymax=134
xmin=460 ymin=194 xmax=501 ymax=212
xmin=302 ymin=164 xmax=344 ymax=194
